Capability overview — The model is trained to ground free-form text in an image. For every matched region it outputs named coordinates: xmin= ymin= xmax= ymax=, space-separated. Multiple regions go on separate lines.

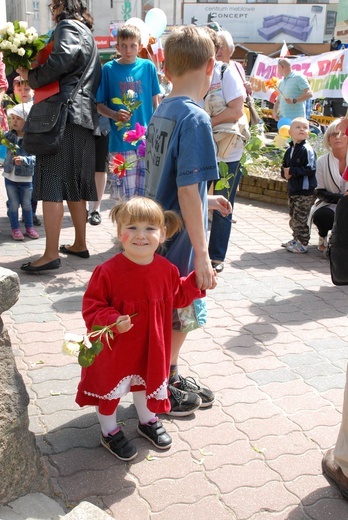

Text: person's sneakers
xmin=281 ymin=239 xmax=296 ymax=248
xmin=170 ymin=375 xmax=215 ymax=408
xmin=100 ymin=429 xmax=138 ymax=461
xmin=89 ymin=210 xmax=102 ymax=226
xmin=167 ymin=384 xmax=202 ymax=416
xmin=318 ymin=236 xmax=328 ymax=252
xmin=137 ymin=418 xmax=172 ymax=449
xmin=322 ymin=448 xmax=348 ymax=499
xmin=33 ymin=214 xmax=42 ymax=226
xmin=11 ymin=228 xmax=24 ymax=241
xmin=25 ymin=227 xmax=39 ymax=239
xmin=286 ymin=240 xmax=308 ymax=254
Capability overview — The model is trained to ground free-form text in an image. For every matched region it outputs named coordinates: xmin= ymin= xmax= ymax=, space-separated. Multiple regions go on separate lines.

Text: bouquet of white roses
xmin=0 ymin=20 xmax=47 ymax=75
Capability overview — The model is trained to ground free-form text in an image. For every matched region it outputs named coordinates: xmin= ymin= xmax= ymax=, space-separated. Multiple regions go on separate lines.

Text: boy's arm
xmin=178 ymin=184 xmax=217 ymax=291
xmin=152 ymin=94 xmax=159 ymax=111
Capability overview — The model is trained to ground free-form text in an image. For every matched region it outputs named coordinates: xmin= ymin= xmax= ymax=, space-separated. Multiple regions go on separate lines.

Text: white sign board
xmin=250 ymin=49 xmax=348 ymax=100
xmin=183 ymin=3 xmax=327 ymax=44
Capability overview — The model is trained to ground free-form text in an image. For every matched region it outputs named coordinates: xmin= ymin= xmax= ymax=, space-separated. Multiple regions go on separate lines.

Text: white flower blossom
xmin=127 ymin=89 xmax=135 ymax=99
xmin=17 ymin=47 xmax=25 ymax=56
xmin=10 ymin=44 xmax=19 ymax=53
xmin=62 ymin=340 xmax=81 ymax=357
xmin=19 ymin=21 xmax=28 ymax=30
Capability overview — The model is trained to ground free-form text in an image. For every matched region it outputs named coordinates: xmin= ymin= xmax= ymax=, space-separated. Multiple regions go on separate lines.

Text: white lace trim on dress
xmin=83 ymin=375 xmax=168 ymax=401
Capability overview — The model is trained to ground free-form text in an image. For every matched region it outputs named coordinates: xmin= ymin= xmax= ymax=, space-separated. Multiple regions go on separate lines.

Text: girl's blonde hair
xmin=323 ymin=119 xmax=346 ymax=150
xmin=110 ymin=196 xmax=183 ymax=239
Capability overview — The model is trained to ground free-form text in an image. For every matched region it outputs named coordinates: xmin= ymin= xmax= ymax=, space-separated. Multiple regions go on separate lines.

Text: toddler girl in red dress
xmin=76 ymin=196 xmax=207 ymax=460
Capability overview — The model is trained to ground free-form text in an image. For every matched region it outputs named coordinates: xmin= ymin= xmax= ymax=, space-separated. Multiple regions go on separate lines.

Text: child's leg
xmin=96 ymin=401 xmax=138 ymax=461
xmin=5 ymin=178 xmax=21 ymax=230
xmin=134 ymin=391 xmax=172 ymax=450
xmin=288 ymin=195 xmax=295 ymax=238
xmin=20 ymin=183 xmax=34 ymax=229
xmin=292 ymin=195 xmax=312 ymax=246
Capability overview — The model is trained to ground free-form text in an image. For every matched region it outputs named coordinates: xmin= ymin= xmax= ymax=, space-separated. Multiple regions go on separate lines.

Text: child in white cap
xmin=3 ymin=103 xmax=39 ymax=240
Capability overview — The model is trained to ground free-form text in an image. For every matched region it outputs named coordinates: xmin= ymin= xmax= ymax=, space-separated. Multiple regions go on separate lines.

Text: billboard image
xmin=183 ymin=3 xmax=327 ymax=44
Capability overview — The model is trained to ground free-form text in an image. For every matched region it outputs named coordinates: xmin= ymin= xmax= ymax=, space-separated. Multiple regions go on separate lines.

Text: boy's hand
xmin=115 ymin=315 xmax=134 ymax=334
xmin=208 ymin=195 xmax=232 ymax=217
xmin=116 ymin=109 xmax=131 ymax=124
xmin=283 ymin=167 xmax=291 ymax=179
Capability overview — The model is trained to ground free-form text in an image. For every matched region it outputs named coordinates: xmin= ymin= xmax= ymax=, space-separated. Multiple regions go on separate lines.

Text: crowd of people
xmin=1 ymin=0 xmax=348 ymax=498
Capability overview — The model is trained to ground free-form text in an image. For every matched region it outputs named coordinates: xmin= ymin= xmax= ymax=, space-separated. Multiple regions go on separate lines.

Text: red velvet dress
xmin=76 ymin=253 xmax=204 ymax=414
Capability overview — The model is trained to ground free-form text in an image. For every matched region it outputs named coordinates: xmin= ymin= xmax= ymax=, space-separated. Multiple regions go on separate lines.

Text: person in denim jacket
xmin=3 ymin=103 xmax=39 ymax=241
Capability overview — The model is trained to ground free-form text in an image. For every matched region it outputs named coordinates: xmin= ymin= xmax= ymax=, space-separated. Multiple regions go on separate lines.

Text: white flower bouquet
xmin=0 ymin=20 xmax=47 ymax=74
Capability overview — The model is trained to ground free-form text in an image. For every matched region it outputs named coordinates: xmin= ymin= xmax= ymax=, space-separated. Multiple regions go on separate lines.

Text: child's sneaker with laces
xmin=25 ymin=227 xmax=39 ymax=239
xmin=286 ymin=240 xmax=308 ymax=254
xmin=170 ymin=375 xmax=215 ymax=408
xmin=100 ymin=429 xmax=138 ymax=461
xmin=281 ymin=239 xmax=296 ymax=248
xmin=11 ymin=228 xmax=24 ymax=241
xmin=137 ymin=417 xmax=172 ymax=449
xmin=167 ymin=384 xmax=202 ymax=416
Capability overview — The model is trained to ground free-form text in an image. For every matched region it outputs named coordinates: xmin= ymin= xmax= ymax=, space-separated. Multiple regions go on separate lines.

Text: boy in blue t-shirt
xmin=97 ymin=25 xmax=160 ymax=202
xmin=145 ymin=25 xmax=232 ymax=416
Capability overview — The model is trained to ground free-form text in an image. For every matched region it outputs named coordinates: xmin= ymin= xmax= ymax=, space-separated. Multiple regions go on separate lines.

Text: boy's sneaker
xmin=286 ymin=240 xmax=308 ymax=254
xmin=100 ymin=429 xmax=138 ymax=461
xmin=33 ymin=215 xmax=42 ymax=226
xmin=25 ymin=227 xmax=39 ymax=239
xmin=11 ymin=228 xmax=24 ymax=241
xmin=281 ymin=239 xmax=296 ymax=248
xmin=170 ymin=375 xmax=215 ymax=408
xmin=167 ymin=384 xmax=202 ymax=416
xmin=318 ymin=236 xmax=328 ymax=252
xmin=137 ymin=418 xmax=172 ymax=449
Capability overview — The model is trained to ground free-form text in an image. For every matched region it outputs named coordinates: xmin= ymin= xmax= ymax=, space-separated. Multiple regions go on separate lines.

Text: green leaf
xmin=91 ymin=325 xmax=104 ymax=332
xmin=219 ymin=161 xmax=229 ymax=177
xmin=78 ymin=347 xmax=95 ymax=367
xmin=111 ymin=97 xmax=124 ymax=105
xmin=91 ymin=339 xmax=103 ymax=355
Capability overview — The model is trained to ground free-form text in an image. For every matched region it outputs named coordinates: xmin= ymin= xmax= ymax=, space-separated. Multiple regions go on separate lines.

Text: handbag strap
xmin=68 ymin=21 xmax=98 ymax=103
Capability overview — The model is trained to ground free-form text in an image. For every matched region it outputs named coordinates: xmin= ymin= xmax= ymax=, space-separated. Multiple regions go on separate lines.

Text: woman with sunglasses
xmin=17 ymin=0 xmax=101 ymax=272
xmin=308 ymin=119 xmax=348 ymax=253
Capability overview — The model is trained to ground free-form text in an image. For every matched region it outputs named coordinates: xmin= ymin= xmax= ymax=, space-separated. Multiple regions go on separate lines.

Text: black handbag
xmin=23 ymin=100 xmax=69 ymax=155
xmin=23 ymin=36 xmax=97 ymax=156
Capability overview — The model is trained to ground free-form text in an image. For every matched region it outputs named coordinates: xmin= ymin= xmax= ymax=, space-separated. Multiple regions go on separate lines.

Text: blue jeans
xmin=209 ymin=160 xmax=242 ymax=263
xmin=5 ymin=178 xmax=33 ymax=229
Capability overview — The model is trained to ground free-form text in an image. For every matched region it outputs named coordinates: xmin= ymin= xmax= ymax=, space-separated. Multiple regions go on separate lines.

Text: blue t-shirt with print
xmin=145 ymin=96 xmax=219 ymax=275
xmin=96 ymin=57 xmax=160 ymax=153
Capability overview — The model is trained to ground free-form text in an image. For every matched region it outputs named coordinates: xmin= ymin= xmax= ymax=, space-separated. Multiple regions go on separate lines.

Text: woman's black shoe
xmin=21 ymin=258 xmax=61 ymax=273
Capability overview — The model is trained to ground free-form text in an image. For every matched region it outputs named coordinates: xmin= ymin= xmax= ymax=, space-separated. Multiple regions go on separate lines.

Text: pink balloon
xmin=342 ymin=77 xmax=348 ymax=103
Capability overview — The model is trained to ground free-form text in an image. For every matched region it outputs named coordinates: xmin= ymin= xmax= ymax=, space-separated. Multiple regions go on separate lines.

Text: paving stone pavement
xmin=1 ymin=178 xmax=348 ymax=519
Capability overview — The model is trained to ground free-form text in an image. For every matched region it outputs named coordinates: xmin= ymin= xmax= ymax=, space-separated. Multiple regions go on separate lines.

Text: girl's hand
xmin=116 ymin=315 xmax=134 ymax=334
xmin=208 ymin=195 xmax=232 ymax=217
xmin=13 ymin=156 xmax=22 ymax=166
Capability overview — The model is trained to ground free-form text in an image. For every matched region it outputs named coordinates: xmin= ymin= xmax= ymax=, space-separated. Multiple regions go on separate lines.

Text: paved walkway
xmin=1 ymin=180 xmax=348 ymax=520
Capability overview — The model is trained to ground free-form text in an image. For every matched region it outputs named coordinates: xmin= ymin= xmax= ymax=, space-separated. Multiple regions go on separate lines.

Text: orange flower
xmin=264 ymin=77 xmax=280 ymax=90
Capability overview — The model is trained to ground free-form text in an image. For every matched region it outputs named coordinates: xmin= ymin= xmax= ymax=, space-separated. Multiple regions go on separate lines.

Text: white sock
xmin=133 ymin=391 xmax=156 ymax=424
xmin=96 ymin=407 xmax=118 ymax=437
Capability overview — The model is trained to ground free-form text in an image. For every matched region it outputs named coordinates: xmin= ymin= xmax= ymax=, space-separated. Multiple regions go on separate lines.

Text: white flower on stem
xmin=6 ymin=24 xmax=15 ymax=36
xmin=62 ymin=340 xmax=81 ymax=357
xmin=127 ymin=89 xmax=135 ymax=99
xmin=19 ymin=21 xmax=28 ymax=30
xmin=10 ymin=44 xmax=19 ymax=53
xmin=17 ymin=47 xmax=25 ymax=56
xmin=13 ymin=37 xmax=21 ymax=47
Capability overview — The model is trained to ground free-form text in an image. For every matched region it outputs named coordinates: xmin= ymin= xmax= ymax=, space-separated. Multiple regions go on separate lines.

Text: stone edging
xmin=237 ymin=174 xmax=288 ymax=206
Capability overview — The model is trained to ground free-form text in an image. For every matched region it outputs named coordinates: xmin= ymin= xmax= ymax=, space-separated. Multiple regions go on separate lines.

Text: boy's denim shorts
xmin=172 ymin=298 xmax=207 ymax=333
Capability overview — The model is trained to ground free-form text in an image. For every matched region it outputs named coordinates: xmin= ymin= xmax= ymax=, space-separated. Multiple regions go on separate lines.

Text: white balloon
xmin=125 ymin=17 xmax=150 ymax=47
xmin=145 ymin=8 xmax=167 ymax=39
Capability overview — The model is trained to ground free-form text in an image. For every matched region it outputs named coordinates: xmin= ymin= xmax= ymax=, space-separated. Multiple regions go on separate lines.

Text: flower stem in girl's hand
xmin=62 ymin=313 xmax=138 ymax=367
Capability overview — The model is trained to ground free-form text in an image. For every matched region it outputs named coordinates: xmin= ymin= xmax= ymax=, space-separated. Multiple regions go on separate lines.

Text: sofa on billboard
xmin=258 ymin=15 xmax=313 ymax=42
